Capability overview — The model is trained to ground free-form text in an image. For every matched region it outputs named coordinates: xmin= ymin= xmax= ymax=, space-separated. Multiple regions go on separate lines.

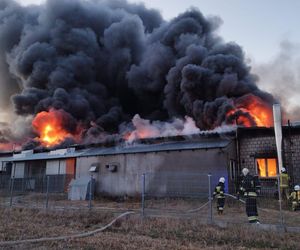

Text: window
xmin=256 ymin=158 xmax=277 ymax=177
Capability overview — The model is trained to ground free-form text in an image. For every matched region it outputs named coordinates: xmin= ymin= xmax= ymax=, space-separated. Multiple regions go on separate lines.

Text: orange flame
xmin=0 ymin=143 xmax=14 ymax=152
xmin=227 ymin=94 xmax=273 ymax=127
xmin=32 ymin=109 xmax=79 ymax=147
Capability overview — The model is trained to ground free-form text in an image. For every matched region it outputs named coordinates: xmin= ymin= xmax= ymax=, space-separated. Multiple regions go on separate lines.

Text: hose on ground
xmin=187 ymin=201 xmax=209 ymax=213
xmin=0 ymin=211 xmax=135 ymax=246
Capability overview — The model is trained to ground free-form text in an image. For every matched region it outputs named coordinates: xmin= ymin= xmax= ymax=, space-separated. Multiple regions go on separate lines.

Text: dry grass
xmin=0 ymin=207 xmax=299 ymax=250
xmin=3 ymin=193 xmax=300 ymax=227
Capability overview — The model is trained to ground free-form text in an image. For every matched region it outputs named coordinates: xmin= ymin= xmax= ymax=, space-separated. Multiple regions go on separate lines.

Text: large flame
xmin=32 ymin=109 xmax=79 ymax=147
xmin=227 ymin=94 xmax=273 ymax=127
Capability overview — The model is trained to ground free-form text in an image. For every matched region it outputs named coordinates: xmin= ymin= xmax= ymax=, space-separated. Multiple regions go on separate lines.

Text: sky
xmin=14 ymin=0 xmax=300 ymax=115
xmin=16 ymin=0 xmax=300 ymax=63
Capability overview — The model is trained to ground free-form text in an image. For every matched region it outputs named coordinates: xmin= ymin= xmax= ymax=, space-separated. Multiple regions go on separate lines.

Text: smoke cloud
xmin=253 ymin=40 xmax=300 ymax=122
xmin=0 ymin=0 xmax=275 ymax=147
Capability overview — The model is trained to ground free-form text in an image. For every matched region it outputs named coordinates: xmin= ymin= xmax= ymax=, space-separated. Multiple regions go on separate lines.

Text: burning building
xmin=1 ymin=124 xmax=300 ymax=197
xmin=0 ymin=0 xmax=299 ymax=197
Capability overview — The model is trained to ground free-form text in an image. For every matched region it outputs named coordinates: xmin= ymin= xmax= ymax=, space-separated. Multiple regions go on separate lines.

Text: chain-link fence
xmin=141 ymin=172 xmax=213 ymax=222
xmin=0 ymin=174 xmax=73 ymax=209
xmin=0 ymin=172 xmax=299 ymax=228
xmin=141 ymin=172 xmax=300 ymax=228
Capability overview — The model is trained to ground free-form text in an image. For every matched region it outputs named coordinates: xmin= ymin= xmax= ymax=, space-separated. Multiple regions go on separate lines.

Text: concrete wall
xmin=76 ymin=147 xmax=233 ymax=197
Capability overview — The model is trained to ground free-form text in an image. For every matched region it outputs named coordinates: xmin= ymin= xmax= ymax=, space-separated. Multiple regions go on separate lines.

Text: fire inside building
xmin=0 ymin=124 xmax=299 ymax=198
xmin=0 ymin=0 xmax=299 ymax=200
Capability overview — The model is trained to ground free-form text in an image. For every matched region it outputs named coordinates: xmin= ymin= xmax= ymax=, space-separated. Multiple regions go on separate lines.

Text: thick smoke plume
xmin=253 ymin=40 xmax=300 ymax=122
xmin=0 ymin=0 xmax=275 ymax=148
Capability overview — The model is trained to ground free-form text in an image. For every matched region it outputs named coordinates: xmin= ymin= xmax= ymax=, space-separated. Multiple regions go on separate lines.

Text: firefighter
xmin=289 ymin=185 xmax=300 ymax=211
xmin=239 ymin=168 xmax=261 ymax=224
xmin=279 ymin=167 xmax=290 ymax=200
xmin=213 ymin=177 xmax=225 ymax=214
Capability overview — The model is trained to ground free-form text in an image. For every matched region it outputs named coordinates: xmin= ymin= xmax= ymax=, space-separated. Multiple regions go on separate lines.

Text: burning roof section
xmin=0 ymin=0 xmax=275 ymax=151
xmin=1 ymin=133 xmax=233 ymax=162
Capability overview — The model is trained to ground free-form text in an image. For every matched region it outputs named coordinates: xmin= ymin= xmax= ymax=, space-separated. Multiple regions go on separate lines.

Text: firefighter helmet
xmin=242 ymin=168 xmax=249 ymax=176
xmin=295 ymin=185 xmax=300 ymax=191
xmin=219 ymin=177 xmax=225 ymax=183
xmin=281 ymin=167 xmax=286 ymax=173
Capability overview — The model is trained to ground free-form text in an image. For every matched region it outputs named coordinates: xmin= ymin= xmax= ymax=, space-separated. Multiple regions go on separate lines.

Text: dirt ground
xmin=0 ymin=206 xmax=299 ymax=250
xmin=1 ymin=193 xmax=299 ymax=227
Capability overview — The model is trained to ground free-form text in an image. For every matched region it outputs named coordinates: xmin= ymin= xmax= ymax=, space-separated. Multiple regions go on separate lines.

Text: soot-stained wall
xmin=76 ymin=145 xmax=235 ymax=197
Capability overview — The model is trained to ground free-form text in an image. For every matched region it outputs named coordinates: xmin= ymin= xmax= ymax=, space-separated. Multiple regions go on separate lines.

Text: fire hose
xmin=0 ymin=211 xmax=135 ymax=247
xmin=186 ymin=193 xmax=245 ymax=213
xmin=224 ymin=193 xmax=270 ymax=213
xmin=224 ymin=193 xmax=246 ymax=204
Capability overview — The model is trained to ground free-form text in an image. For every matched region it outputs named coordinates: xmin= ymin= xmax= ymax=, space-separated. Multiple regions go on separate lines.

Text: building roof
xmin=82 ymin=138 xmax=232 ymax=157
xmin=0 ymin=137 xmax=232 ymax=162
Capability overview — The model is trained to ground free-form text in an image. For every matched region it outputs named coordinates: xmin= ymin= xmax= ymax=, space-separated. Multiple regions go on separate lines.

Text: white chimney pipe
xmin=273 ymin=104 xmax=283 ymax=172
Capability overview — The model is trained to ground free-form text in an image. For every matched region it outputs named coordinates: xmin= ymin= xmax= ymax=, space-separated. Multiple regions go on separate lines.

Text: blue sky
xmin=132 ymin=0 xmax=300 ymax=63
xmin=18 ymin=0 xmax=300 ymax=63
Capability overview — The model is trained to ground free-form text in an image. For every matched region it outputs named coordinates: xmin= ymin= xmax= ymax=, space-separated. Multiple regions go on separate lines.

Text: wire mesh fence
xmin=0 ymin=172 xmax=299 ymax=228
xmin=141 ymin=172 xmax=213 ymax=222
xmin=0 ymin=174 xmax=74 ymax=209
xmin=141 ymin=172 xmax=300 ymax=228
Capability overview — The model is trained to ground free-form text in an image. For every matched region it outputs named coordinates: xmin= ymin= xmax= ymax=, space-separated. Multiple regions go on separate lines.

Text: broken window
xmin=256 ymin=158 xmax=277 ymax=177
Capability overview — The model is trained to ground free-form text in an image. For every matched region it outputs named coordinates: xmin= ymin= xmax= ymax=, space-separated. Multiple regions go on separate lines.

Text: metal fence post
xmin=45 ymin=176 xmax=50 ymax=209
xmin=88 ymin=174 xmax=93 ymax=209
xmin=277 ymin=174 xmax=284 ymax=227
xmin=208 ymin=174 xmax=213 ymax=224
xmin=141 ymin=173 xmax=145 ymax=217
xmin=10 ymin=177 xmax=15 ymax=207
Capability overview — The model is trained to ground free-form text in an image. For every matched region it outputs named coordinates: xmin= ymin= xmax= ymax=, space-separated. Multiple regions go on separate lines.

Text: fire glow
xmin=123 ymin=115 xmax=201 ymax=142
xmin=32 ymin=109 xmax=78 ymax=147
xmin=226 ymin=94 xmax=273 ymax=127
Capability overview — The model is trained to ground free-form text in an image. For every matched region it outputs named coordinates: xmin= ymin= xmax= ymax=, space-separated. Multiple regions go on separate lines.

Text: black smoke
xmin=0 ymin=0 xmax=275 ymax=144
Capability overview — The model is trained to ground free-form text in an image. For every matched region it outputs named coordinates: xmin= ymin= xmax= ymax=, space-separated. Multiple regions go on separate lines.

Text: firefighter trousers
xmin=246 ymin=197 xmax=259 ymax=223
xmin=217 ymin=197 xmax=225 ymax=214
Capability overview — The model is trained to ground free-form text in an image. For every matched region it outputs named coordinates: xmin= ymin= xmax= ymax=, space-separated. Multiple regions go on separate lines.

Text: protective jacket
xmin=280 ymin=173 xmax=289 ymax=188
xmin=213 ymin=182 xmax=225 ymax=198
xmin=289 ymin=190 xmax=300 ymax=211
xmin=290 ymin=191 xmax=300 ymax=201
xmin=213 ymin=182 xmax=225 ymax=214
xmin=239 ymin=174 xmax=261 ymax=223
xmin=240 ymin=174 xmax=261 ymax=197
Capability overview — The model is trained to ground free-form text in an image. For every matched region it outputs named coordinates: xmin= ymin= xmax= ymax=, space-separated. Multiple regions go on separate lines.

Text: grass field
xmin=0 ymin=207 xmax=299 ymax=250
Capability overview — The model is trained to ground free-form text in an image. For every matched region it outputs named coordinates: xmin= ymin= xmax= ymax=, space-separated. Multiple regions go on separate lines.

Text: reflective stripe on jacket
xmin=280 ymin=173 xmax=289 ymax=187
xmin=244 ymin=191 xmax=257 ymax=197
xmin=289 ymin=191 xmax=300 ymax=202
xmin=240 ymin=174 xmax=260 ymax=197
xmin=213 ymin=183 xmax=225 ymax=199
